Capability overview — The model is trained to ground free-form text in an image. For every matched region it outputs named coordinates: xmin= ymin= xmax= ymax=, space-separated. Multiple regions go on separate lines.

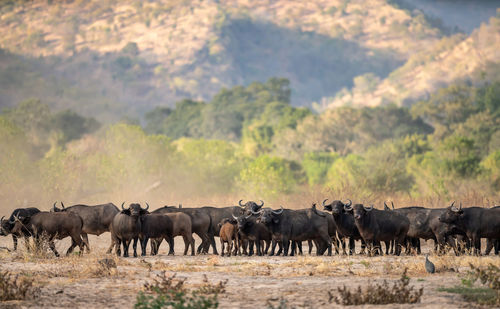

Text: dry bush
xmin=197 ymin=274 xmax=228 ymax=295
xmin=0 ymin=271 xmax=39 ymax=301
xmin=331 ymin=269 xmax=423 ymax=305
xmin=143 ymin=272 xmax=187 ymax=295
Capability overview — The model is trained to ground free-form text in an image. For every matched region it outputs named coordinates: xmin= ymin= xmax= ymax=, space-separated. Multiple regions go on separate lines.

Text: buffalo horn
xmin=1 ymin=216 xmax=4 ymax=223
xmin=53 ymin=201 xmax=58 ymax=211
xmin=232 ymin=213 xmax=239 ymax=220
xmin=238 ymin=200 xmax=245 ymax=207
xmin=251 ymin=209 xmax=263 ymax=215
xmin=272 ymin=206 xmax=284 ymax=215
xmin=344 ymin=204 xmax=353 ymax=211
xmin=345 ymin=199 xmax=352 ymax=207
xmin=384 ymin=201 xmax=389 ymax=209
xmin=364 ymin=204 xmax=374 ymax=211
xmin=145 ymin=203 xmax=150 ymax=211
xmin=459 ymin=202 xmax=462 ymax=210
xmin=61 ymin=202 xmax=65 ymax=209
xmin=245 ymin=213 xmax=252 ymax=219
xmin=258 ymin=200 xmax=264 ymax=207
xmin=121 ymin=202 xmax=126 ymax=210
xmin=322 ymin=199 xmax=329 ymax=207
xmin=391 ymin=201 xmax=395 ymax=210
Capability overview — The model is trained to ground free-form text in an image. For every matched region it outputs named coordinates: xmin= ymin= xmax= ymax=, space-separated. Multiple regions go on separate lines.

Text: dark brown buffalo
xmin=0 ymin=207 xmax=40 ymax=251
xmin=52 ymin=202 xmax=119 ymax=253
xmin=110 ymin=203 xmax=149 ymax=257
xmin=439 ymin=203 xmax=500 ymax=255
xmin=11 ymin=211 xmax=85 ymax=257
xmin=256 ymin=204 xmax=332 ymax=256
xmin=152 ymin=206 xmax=211 ymax=254
xmin=350 ymin=204 xmax=409 ymax=256
xmin=146 ymin=212 xmax=195 ymax=256
xmin=218 ymin=219 xmax=239 ymax=257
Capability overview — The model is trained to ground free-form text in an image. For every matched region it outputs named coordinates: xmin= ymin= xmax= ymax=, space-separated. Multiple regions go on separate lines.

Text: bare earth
xmin=0 ymin=234 xmax=498 ymax=308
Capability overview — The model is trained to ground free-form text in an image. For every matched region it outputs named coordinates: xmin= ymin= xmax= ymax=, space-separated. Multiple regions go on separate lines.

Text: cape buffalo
xmin=323 ymin=199 xmax=365 ymax=255
xmin=152 ymin=206 xmax=211 ymax=254
xmin=140 ymin=212 xmax=194 ymax=256
xmin=52 ymin=202 xmax=119 ymax=253
xmin=0 ymin=207 xmax=40 ymax=251
xmin=350 ymin=204 xmax=409 ymax=256
xmin=439 ymin=203 xmax=500 ymax=255
xmin=110 ymin=203 xmax=148 ymax=257
xmin=11 ymin=211 xmax=85 ymax=257
xmin=232 ymin=213 xmax=272 ymax=256
xmin=218 ymin=218 xmax=239 ymax=257
xmin=256 ymin=204 xmax=332 ymax=256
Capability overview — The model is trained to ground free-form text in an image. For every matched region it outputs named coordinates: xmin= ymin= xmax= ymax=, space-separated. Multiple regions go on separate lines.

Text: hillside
xmin=0 ymin=0 xmax=445 ymax=121
xmin=322 ymin=13 xmax=500 ymax=109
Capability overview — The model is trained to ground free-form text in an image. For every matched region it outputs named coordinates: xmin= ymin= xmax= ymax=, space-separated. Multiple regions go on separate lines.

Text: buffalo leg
xmin=123 ymin=239 xmax=131 ymax=257
xmin=115 ymin=238 xmax=122 ymax=256
xmin=49 ymin=240 xmax=60 ymax=257
xmin=106 ymin=234 xmax=116 ymax=254
xmin=283 ymin=238 xmax=290 ymax=256
xmin=182 ymin=235 xmax=190 ymax=255
xmin=81 ymin=233 xmax=90 ymax=252
xmin=132 ymin=237 xmax=139 ymax=257
xmin=167 ymin=236 xmax=175 ymax=255
xmin=269 ymin=240 xmax=277 ymax=256
xmin=141 ymin=237 xmax=149 ymax=256
xmin=12 ymin=234 xmax=18 ymax=251
xmin=349 ymin=238 xmax=355 ymax=255
xmin=227 ymin=239 xmax=232 ymax=257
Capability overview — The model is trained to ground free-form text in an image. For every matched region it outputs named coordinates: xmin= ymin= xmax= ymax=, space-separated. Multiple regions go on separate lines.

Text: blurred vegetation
xmin=0 ymin=77 xmax=499 ymax=206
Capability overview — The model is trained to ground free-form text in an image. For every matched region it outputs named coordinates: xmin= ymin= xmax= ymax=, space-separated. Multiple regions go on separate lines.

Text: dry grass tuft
xmin=331 ymin=269 xmax=423 ymax=305
xmin=0 ymin=271 xmax=40 ymax=301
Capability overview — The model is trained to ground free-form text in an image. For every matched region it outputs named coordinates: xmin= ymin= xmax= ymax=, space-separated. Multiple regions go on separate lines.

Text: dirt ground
xmin=0 ymin=234 xmax=498 ymax=308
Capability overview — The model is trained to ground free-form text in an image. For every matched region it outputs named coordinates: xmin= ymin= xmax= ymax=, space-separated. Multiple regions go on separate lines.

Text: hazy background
xmin=0 ymin=0 xmax=499 ymax=214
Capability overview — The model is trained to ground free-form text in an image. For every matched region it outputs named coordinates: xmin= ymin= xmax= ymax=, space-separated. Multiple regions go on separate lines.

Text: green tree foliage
xmin=482 ymin=150 xmax=500 ymax=191
xmin=237 ymin=155 xmax=301 ymax=198
xmin=175 ymin=138 xmax=240 ymax=196
xmin=302 ymin=152 xmax=339 ymax=186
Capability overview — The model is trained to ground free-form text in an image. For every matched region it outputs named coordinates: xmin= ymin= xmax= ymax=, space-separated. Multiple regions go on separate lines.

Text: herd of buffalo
xmin=0 ymin=200 xmax=499 ymax=258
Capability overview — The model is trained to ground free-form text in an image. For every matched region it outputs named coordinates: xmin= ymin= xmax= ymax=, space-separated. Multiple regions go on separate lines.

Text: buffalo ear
xmin=121 ymin=209 xmax=131 ymax=215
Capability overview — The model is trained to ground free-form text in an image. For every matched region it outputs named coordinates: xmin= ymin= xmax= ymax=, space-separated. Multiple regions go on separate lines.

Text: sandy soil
xmin=0 ymin=234 xmax=498 ymax=308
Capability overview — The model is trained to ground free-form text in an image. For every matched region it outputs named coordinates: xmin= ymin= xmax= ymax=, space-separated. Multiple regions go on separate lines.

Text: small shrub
xmin=439 ymin=263 xmax=500 ymax=306
xmin=0 ymin=271 xmax=39 ymax=301
xmin=135 ymin=272 xmax=226 ymax=309
xmin=331 ymin=269 xmax=423 ymax=305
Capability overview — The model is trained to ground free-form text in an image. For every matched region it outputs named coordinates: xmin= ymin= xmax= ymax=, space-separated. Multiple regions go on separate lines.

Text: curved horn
xmin=345 ymin=199 xmax=352 ymax=207
xmin=1 ymin=216 xmax=4 ymax=223
xmin=121 ymin=202 xmax=126 ymax=210
xmin=61 ymin=202 xmax=65 ymax=209
xmin=364 ymin=204 xmax=374 ymax=212
xmin=258 ymin=200 xmax=264 ymax=207
xmin=53 ymin=201 xmax=58 ymax=211
xmin=449 ymin=201 xmax=456 ymax=208
xmin=145 ymin=203 xmax=150 ymax=211
xmin=232 ymin=213 xmax=239 ymax=220
xmin=322 ymin=199 xmax=329 ymax=207
xmin=271 ymin=206 xmax=284 ymax=215
xmin=238 ymin=200 xmax=245 ymax=207
xmin=344 ymin=204 xmax=353 ymax=211
xmin=384 ymin=201 xmax=389 ymax=210
xmin=391 ymin=201 xmax=395 ymax=210
xmin=245 ymin=213 xmax=252 ymax=219
xmin=251 ymin=209 xmax=263 ymax=215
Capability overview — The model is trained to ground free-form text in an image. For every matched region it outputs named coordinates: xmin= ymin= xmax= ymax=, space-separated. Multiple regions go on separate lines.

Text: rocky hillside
xmin=0 ymin=0 xmax=446 ymax=121
xmin=322 ymin=13 xmax=500 ymax=109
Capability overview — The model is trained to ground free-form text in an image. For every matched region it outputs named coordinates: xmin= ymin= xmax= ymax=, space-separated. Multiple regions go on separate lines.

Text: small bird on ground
xmin=425 ymin=253 xmax=435 ymax=274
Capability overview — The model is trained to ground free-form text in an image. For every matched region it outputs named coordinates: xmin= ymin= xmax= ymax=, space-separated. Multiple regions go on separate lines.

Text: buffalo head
xmin=352 ymin=204 xmax=373 ymax=220
xmin=239 ymin=199 xmax=264 ymax=214
xmin=51 ymin=201 xmax=66 ymax=212
xmin=439 ymin=201 xmax=463 ymax=223
xmin=232 ymin=212 xmax=253 ymax=230
xmin=122 ymin=202 xmax=149 ymax=217
xmin=0 ymin=216 xmax=10 ymax=236
xmin=257 ymin=206 xmax=283 ymax=225
xmin=323 ymin=199 xmax=352 ymax=215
